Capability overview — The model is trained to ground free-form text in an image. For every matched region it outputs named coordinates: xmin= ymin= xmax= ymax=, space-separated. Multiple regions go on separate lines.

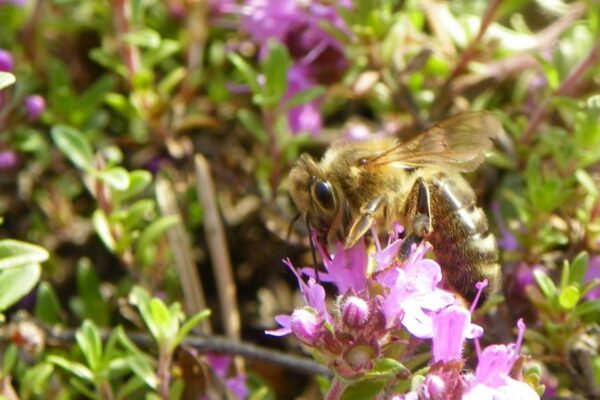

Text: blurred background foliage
xmin=0 ymin=0 xmax=599 ymax=398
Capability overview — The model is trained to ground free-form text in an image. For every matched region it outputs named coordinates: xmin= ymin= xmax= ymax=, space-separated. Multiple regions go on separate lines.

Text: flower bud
xmin=423 ymin=374 xmax=446 ymax=400
xmin=0 ymin=150 xmax=18 ymax=170
xmin=0 ymin=49 xmax=13 ymax=72
xmin=25 ymin=95 xmax=45 ymax=121
xmin=341 ymin=296 xmax=370 ymax=329
xmin=290 ymin=308 xmax=321 ymax=346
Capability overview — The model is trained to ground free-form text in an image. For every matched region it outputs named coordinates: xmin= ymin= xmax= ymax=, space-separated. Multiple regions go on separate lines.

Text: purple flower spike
xmin=0 ymin=49 xmax=14 ymax=72
xmin=25 ymin=95 xmax=46 ymax=121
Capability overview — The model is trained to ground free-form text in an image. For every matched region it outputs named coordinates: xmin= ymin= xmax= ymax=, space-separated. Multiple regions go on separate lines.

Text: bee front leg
xmin=399 ymin=177 xmax=432 ymax=259
xmin=344 ymin=196 xmax=384 ymax=248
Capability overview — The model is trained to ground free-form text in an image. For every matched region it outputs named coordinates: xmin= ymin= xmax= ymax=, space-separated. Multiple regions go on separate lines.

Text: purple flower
xmin=286 ymin=66 xmax=323 ymax=134
xmin=584 ymin=256 xmax=600 ymax=300
xmin=308 ymin=239 xmax=368 ymax=294
xmin=290 ymin=308 xmax=323 ymax=345
xmin=0 ymin=49 xmax=14 ymax=72
xmin=463 ymin=320 xmax=539 ymax=400
xmin=491 ymin=202 xmax=519 ymax=251
xmin=25 ymin=95 xmax=45 ymax=121
xmin=0 ymin=150 xmax=18 ymax=170
xmin=206 ymin=354 xmax=248 ymax=399
xmin=0 ymin=0 xmax=26 ymax=5
xmin=432 ymin=305 xmax=483 ymax=363
xmin=378 ymin=244 xmax=456 ymax=337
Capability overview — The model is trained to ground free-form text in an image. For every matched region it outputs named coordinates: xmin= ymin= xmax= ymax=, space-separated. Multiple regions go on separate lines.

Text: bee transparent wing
xmin=367 ymin=112 xmax=503 ymax=172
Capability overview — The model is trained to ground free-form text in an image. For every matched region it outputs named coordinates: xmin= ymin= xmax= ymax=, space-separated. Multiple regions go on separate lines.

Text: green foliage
xmin=0 ymin=0 xmax=599 ymax=398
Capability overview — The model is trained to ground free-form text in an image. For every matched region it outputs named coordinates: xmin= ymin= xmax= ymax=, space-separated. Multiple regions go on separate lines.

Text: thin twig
xmin=112 ymin=0 xmax=141 ymax=84
xmin=34 ymin=324 xmax=331 ymax=377
xmin=194 ymin=155 xmax=244 ymax=370
xmin=156 ymin=176 xmax=211 ymax=333
xmin=429 ymin=0 xmax=502 ymax=120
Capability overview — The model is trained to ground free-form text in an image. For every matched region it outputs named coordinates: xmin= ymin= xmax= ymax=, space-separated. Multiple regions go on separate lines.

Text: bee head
xmin=289 ymin=154 xmax=340 ymax=237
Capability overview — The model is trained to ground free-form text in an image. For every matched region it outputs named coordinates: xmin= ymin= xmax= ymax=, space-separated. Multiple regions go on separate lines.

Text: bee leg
xmin=399 ymin=178 xmax=432 ymax=259
xmin=344 ymin=196 xmax=384 ymax=248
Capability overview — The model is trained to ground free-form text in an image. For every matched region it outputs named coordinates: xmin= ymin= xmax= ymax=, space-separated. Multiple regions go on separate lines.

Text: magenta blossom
xmin=463 ymin=320 xmax=538 ymax=399
xmin=267 ymin=228 xmax=458 ymax=378
xmin=0 ymin=49 xmax=13 ymax=72
xmin=583 ymin=255 xmax=600 ymax=300
xmin=25 ymin=95 xmax=46 ymax=121
xmin=206 ymin=353 xmax=248 ymax=399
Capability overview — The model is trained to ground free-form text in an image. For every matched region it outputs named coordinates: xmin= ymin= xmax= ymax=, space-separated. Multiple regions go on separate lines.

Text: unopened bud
xmin=25 ymin=95 xmax=45 ymax=120
xmin=290 ymin=308 xmax=321 ymax=345
xmin=0 ymin=49 xmax=13 ymax=72
xmin=341 ymin=296 xmax=370 ymax=328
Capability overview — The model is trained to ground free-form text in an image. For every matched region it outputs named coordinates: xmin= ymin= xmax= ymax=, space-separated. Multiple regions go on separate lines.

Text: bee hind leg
xmin=399 ymin=178 xmax=432 ymax=259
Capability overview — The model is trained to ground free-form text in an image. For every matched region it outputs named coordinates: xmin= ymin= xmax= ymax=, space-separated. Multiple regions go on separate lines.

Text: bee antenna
xmin=305 ymin=215 xmax=321 ymax=282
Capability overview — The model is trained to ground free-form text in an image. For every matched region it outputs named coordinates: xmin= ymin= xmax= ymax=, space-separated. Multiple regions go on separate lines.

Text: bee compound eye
xmin=313 ymin=181 xmax=336 ymax=211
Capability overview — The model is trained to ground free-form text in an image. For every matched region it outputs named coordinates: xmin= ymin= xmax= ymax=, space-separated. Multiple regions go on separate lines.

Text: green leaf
xmin=237 ymin=109 xmax=267 ymax=144
xmin=134 ymin=215 xmax=179 ymax=262
xmin=0 ymin=239 xmax=49 ymax=270
xmin=149 ymin=298 xmax=176 ymax=348
xmin=130 ymin=287 xmax=159 ymax=341
xmin=228 ymin=53 xmax=260 ymax=93
xmin=533 ymin=268 xmax=558 ymax=304
xmin=174 ymin=309 xmax=211 ymax=346
xmin=3 ymin=344 xmax=18 ymax=374
xmin=575 ymin=170 xmax=599 ymax=197
xmin=258 ymin=40 xmax=291 ymax=107
xmin=158 ymin=67 xmax=187 ymax=96
xmin=570 ymin=252 xmax=589 ymax=285
xmin=127 ymin=355 xmax=159 ymax=389
xmin=0 ymin=72 xmax=16 ymax=90
xmin=35 ymin=282 xmax=64 ymax=324
xmin=558 ymin=285 xmax=580 ymax=310
xmin=365 ymin=358 xmax=408 ymax=378
xmin=143 ymin=39 xmax=180 ymax=67
xmin=92 ymin=209 xmax=116 ymax=252
xmin=573 ymin=300 xmax=600 ymax=317
xmin=285 ymin=85 xmax=326 ymax=109
xmin=75 ymin=258 xmax=110 ymax=326
xmin=125 ymin=28 xmax=161 ymax=48
xmin=47 ymin=355 xmax=94 ymax=382
xmin=340 ymin=379 xmax=385 ymax=400
xmin=0 ymin=263 xmax=41 ymax=311
xmin=51 ymin=125 xmax=95 ymax=171
xmin=20 ymin=363 xmax=54 ymax=398
xmin=114 ymin=170 xmax=152 ymax=204
xmin=97 ymin=167 xmax=131 ymax=191
xmin=76 ymin=320 xmax=103 ymax=372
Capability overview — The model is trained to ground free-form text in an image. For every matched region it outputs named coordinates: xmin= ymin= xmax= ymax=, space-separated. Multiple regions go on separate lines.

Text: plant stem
xmin=157 ymin=349 xmax=172 ymax=400
xmin=325 ymin=378 xmax=345 ymax=400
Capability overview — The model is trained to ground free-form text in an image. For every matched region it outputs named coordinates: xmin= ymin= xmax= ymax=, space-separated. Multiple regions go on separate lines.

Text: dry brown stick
xmin=194 ymin=155 xmax=243 ymax=369
xmin=156 ymin=176 xmax=211 ymax=333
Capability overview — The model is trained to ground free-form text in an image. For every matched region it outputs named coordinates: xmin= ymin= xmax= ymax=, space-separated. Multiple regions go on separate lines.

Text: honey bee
xmin=288 ymin=112 xmax=503 ymax=304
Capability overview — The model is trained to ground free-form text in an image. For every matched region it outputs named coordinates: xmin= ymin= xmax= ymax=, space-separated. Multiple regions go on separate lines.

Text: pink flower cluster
xmin=268 ymin=226 xmax=540 ymax=398
xmin=219 ymin=0 xmax=350 ymax=134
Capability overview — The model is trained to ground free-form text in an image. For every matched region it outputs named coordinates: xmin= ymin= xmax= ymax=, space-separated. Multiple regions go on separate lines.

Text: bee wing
xmin=368 ymin=112 xmax=503 ymax=172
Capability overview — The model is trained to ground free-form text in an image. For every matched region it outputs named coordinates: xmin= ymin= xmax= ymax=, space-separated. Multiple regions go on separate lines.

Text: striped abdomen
xmin=426 ymin=173 xmax=500 ymax=304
